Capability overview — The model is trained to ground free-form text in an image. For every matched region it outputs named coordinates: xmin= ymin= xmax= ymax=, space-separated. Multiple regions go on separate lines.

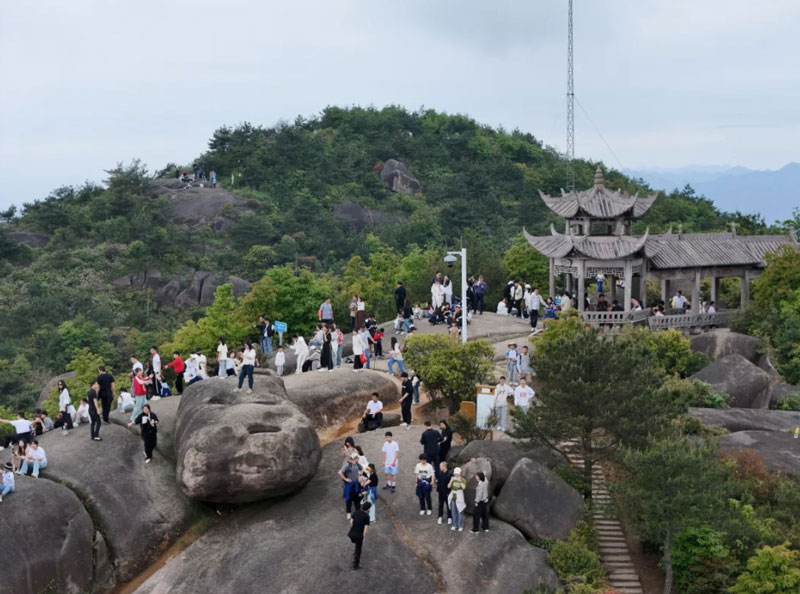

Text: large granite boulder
xmin=110 ymin=395 xmax=181 ymax=462
xmin=379 ymin=159 xmax=422 ymax=195
xmin=154 ymin=268 xmax=251 ymax=308
xmin=461 ymin=456 xmax=494 ymax=512
xmin=332 ymin=202 xmax=405 ymax=230
xmin=0 ymin=479 xmax=99 ymax=594
xmin=175 ymin=375 xmax=321 ymax=503
xmin=36 ymin=370 xmax=76 ymax=406
xmin=156 ymin=182 xmax=254 ymax=231
xmin=689 ymin=407 xmax=799 ymax=433
xmin=720 ymin=430 xmax=800 ymax=476
xmin=769 ymin=383 xmax=800 ymax=409
xmin=455 ymin=440 xmax=564 ymax=491
xmin=493 ymin=458 xmax=584 ymax=541
xmin=690 ymin=329 xmax=760 ymax=363
xmin=283 ymin=370 xmax=399 ymax=429
xmin=37 ymin=423 xmax=197 ymax=582
xmin=691 ymin=354 xmax=771 ymax=408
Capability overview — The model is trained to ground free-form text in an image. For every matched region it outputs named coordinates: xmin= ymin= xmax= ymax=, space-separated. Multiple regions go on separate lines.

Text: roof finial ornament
xmin=730 ymin=222 xmax=737 ymax=237
xmin=594 ymin=165 xmax=604 ymax=189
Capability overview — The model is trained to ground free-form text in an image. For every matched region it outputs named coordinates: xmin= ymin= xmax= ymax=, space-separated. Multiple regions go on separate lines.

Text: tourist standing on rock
xmin=209 ymin=169 xmax=217 ymax=188
xmin=415 ymin=453 xmax=435 ymax=515
xmin=431 ymin=279 xmax=444 ymax=309
xmin=518 ymin=346 xmax=531 ymax=382
xmin=382 ymin=431 xmax=399 ymax=492
xmin=402 ymin=299 xmax=413 ymax=334
xmin=493 ymin=376 xmax=514 ymax=432
xmin=527 ymin=287 xmax=542 ymax=331
xmin=394 ymin=281 xmax=406 ymax=314
xmin=443 ymin=275 xmax=453 ymax=306
xmin=357 ymin=326 xmax=373 ymax=369
xmin=57 ymin=380 xmax=74 ymax=434
xmin=128 ymin=368 xmax=152 ymax=425
xmin=362 ymin=393 xmax=384 ymax=430
xmin=291 ymin=334 xmax=309 ymax=375
xmin=19 ymin=440 xmax=47 ymax=477
xmin=235 ymin=340 xmax=257 ymax=393
xmin=216 ymin=337 xmax=228 ymax=377
xmin=96 ymin=367 xmax=116 ymax=423
xmin=505 ymin=344 xmax=520 ymax=385
xmin=135 ymin=404 xmax=159 ymax=464
xmin=471 ymin=472 xmax=490 ymax=533
xmin=275 ymin=346 xmax=285 ymax=376
xmin=195 ymin=348 xmax=208 ymax=379
xmin=0 ymin=413 xmax=33 ymax=449
xmin=318 ymin=298 xmax=334 ymax=325
xmin=165 ymin=351 xmax=185 ymax=395
xmin=438 ymin=420 xmax=453 ymax=462
xmin=333 ymin=323 xmax=344 ymax=367
xmin=387 ymin=337 xmax=406 ymax=376
xmin=87 ymin=380 xmax=102 ymax=441
xmin=420 ymin=421 xmax=441 ymax=467
xmin=399 ymin=373 xmax=413 ymax=428
xmin=473 ymin=276 xmax=487 ymax=315
xmin=512 ymin=281 xmax=524 ymax=317
xmin=436 ymin=462 xmax=453 ymax=525
xmin=150 ymin=346 xmax=163 ymax=398
xmin=338 ymin=451 xmax=363 ymax=519
xmin=448 ymin=468 xmax=467 ymax=532
xmin=361 ymin=464 xmax=378 ymax=523
xmin=0 ymin=461 xmax=14 ymax=502
xmin=348 ymin=501 xmax=371 ymax=570
xmin=341 ymin=436 xmax=356 ymax=463
xmin=514 ymin=378 xmax=535 ymax=413
xmin=352 ymin=331 xmax=366 ymax=372
xmin=349 ymin=295 xmax=358 ymax=331
xmin=356 ymin=296 xmax=367 ymax=330
xmin=320 ymin=325 xmax=334 ymax=372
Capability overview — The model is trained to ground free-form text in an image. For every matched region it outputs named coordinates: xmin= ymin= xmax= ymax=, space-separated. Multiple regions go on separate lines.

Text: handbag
xmin=360 ymin=354 xmax=367 ymax=364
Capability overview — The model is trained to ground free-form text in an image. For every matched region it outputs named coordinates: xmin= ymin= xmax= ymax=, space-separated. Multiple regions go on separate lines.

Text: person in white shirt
xmin=414 ymin=454 xmax=435 ymax=515
xmin=150 ymin=346 xmax=163 ymax=399
xmin=671 ymin=290 xmax=688 ymax=310
xmin=527 ymin=287 xmax=543 ymax=330
xmin=505 ymin=344 xmax=520 ymax=385
xmin=362 ymin=393 xmax=384 ymax=429
xmin=74 ymin=399 xmax=90 ymax=425
xmin=19 ymin=440 xmax=47 ymax=477
xmin=351 ymin=332 xmax=366 ymax=373
xmin=130 ymin=355 xmax=144 ymax=396
xmin=216 ymin=337 xmax=228 ymax=378
xmin=184 ymin=355 xmax=201 ymax=385
xmin=235 ymin=340 xmax=257 ymax=393
xmin=1 ymin=414 xmax=33 ymax=449
xmin=117 ymin=391 xmax=135 ymax=413
xmin=57 ymin=379 xmax=74 ymax=433
xmin=561 ymin=292 xmax=572 ymax=312
xmin=706 ymin=301 xmax=716 ymax=314
xmin=291 ymin=334 xmax=309 ymax=375
xmin=431 ymin=280 xmax=445 ymax=309
xmin=496 ymin=299 xmax=508 ymax=315
xmin=442 ymin=275 xmax=453 ymax=305
xmin=195 ymin=349 xmax=208 ymax=379
xmin=514 ymin=378 xmax=536 ymax=413
xmin=274 ymin=347 xmax=286 ymax=376
xmin=492 ymin=377 xmax=514 ymax=432
xmin=381 ymin=432 xmax=399 ymax=492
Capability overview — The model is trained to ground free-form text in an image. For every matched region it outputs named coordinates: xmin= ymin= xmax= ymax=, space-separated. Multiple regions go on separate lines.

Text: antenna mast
xmin=566 ymin=0 xmax=575 ymax=191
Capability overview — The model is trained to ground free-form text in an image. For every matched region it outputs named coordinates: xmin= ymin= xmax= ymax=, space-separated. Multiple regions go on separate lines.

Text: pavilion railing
xmin=580 ymin=310 xmax=650 ymax=326
xmin=647 ymin=309 xmax=736 ymax=331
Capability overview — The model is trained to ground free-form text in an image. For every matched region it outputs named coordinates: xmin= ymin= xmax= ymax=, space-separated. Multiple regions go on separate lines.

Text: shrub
xmin=720 ymin=449 xmax=782 ymax=503
xmin=729 ymin=544 xmax=800 ymax=594
xmin=449 ymin=412 xmax=489 ymax=444
xmin=776 ymin=393 xmax=800 ymax=411
xmin=671 ymin=526 xmax=736 ymax=594
xmin=548 ymin=525 xmax=606 ymax=588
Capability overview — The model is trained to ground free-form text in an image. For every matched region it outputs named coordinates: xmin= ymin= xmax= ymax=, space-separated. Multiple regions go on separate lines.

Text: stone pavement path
xmin=561 ymin=440 xmax=644 ymax=594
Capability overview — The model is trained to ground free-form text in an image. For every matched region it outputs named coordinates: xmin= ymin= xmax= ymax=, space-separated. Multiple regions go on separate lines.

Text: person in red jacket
xmin=165 ymin=351 xmax=185 ymax=395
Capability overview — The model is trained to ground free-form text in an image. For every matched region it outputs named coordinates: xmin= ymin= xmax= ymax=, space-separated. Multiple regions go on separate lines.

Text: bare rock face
xmin=691 ymin=354 xmax=771 ymax=409
xmin=151 ymin=179 xmax=254 ymax=231
xmin=175 ymin=375 xmax=321 ymax=503
xmin=690 ymin=329 xmax=760 ymax=363
xmin=154 ymin=268 xmax=251 ymax=308
xmin=769 ymin=383 xmax=800 ymax=409
xmin=332 ymin=202 xmax=405 ymax=230
xmin=379 ymin=159 xmax=422 ymax=195
xmin=689 ymin=407 xmax=800 ymax=433
xmin=10 ymin=231 xmax=50 ymax=248
xmin=720 ymin=430 xmax=800 ymax=476
xmin=461 ymin=456 xmax=494 ymax=512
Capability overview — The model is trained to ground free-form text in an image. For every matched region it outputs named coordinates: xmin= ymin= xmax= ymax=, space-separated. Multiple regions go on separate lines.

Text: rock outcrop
xmin=0 ymin=479 xmax=99 ymax=594
xmin=152 ymin=179 xmax=254 ymax=231
xmin=720 ymin=430 xmax=800 ymax=476
xmin=10 ymin=231 xmax=50 ymax=248
xmin=110 ymin=395 xmax=181 ymax=462
xmin=36 ymin=370 xmax=76 ymax=406
xmin=690 ymin=329 xmax=760 ymax=363
xmin=769 ymin=383 xmax=800 ymax=409
xmin=691 ymin=354 xmax=771 ymax=408
xmin=689 ymin=407 xmax=800 ymax=433
xmin=379 ymin=159 xmax=422 ymax=195
xmin=155 ymin=268 xmax=252 ymax=308
xmin=332 ymin=202 xmax=406 ymax=230
xmin=455 ymin=440 xmax=564 ymax=491
xmin=493 ymin=458 xmax=585 ymax=541
xmin=461 ymin=456 xmax=494 ymax=511
xmin=175 ymin=375 xmax=321 ymax=503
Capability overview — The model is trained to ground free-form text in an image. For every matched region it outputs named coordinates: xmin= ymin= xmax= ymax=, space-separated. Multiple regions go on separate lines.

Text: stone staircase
xmin=561 ymin=440 xmax=644 ymax=594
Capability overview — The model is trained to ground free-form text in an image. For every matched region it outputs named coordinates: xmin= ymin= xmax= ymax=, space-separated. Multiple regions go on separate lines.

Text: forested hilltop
xmin=1 ymin=106 xmax=796 ymax=412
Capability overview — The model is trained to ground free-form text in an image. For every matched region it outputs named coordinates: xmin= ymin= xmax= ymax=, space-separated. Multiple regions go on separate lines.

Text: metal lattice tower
xmin=566 ymin=0 xmax=575 ymax=191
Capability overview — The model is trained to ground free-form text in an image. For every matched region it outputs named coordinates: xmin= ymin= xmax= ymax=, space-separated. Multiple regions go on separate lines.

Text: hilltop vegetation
xmin=0 ymin=105 xmax=796 ymax=411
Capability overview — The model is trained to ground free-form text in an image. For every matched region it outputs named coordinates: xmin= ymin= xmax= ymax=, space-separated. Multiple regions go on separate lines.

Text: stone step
xmin=609 ymin=571 xmax=640 ymax=579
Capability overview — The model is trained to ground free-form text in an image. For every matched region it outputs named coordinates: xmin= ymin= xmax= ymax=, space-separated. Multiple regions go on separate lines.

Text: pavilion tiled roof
xmin=523 ymin=226 xmax=650 ymax=260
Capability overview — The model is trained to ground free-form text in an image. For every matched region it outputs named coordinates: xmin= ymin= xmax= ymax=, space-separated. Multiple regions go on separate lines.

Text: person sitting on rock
xmin=0 ymin=461 xmax=14 ymax=502
xmin=18 ymin=439 xmax=47 ymax=478
xmin=362 ymin=393 xmax=384 ymax=430
xmin=74 ymin=398 xmax=90 ymax=425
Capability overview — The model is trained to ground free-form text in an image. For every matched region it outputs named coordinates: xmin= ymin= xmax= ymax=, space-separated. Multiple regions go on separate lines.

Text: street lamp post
xmin=445 ymin=249 xmax=468 ymax=344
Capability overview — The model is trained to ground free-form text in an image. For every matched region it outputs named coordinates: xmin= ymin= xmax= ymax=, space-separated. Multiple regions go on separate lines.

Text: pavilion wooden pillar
xmin=691 ymin=268 xmax=701 ymax=314
xmin=577 ymin=260 xmax=586 ymax=312
xmin=710 ymin=276 xmax=720 ymax=305
xmin=609 ymin=275 xmax=617 ymax=303
xmin=741 ymin=271 xmax=751 ymax=307
xmin=639 ymin=261 xmax=648 ymax=309
xmin=623 ymin=261 xmax=633 ymax=313
xmin=549 ymin=258 xmax=555 ymax=299
xmin=661 ymin=279 xmax=670 ymax=305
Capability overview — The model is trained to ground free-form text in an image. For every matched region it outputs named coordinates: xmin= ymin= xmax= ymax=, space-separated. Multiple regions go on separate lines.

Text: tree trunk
xmin=663 ymin=526 xmax=673 ymax=594
xmin=582 ymin=434 xmax=593 ymax=500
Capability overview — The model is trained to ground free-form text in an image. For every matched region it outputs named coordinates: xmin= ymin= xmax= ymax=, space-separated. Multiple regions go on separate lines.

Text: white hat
xmin=453 ymin=467 xmax=462 ymax=475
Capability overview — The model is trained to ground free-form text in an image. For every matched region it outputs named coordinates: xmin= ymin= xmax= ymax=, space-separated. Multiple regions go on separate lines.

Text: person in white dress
xmin=291 ymin=334 xmax=309 ymax=374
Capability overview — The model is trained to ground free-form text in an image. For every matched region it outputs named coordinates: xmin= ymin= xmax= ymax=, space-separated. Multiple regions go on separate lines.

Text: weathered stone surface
xmin=769 ymin=383 xmax=800 ymax=409
xmin=153 ymin=180 xmax=254 ymax=231
xmin=379 ymin=159 xmax=422 ymax=195
xmin=461 ymin=456 xmax=494 ymax=512
xmin=154 ymin=268 xmax=251 ymax=308
xmin=720 ymin=430 xmax=800 ymax=476
xmin=358 ymin=412 xmax=401 ymax=433
xmin=135 ymin=426 xmax=557 ymax=594
xmin=36 ymin=424 xmax=196 ymax=582
xmin=175 ymin=375 xmax=321 ymax=503
xmin=493 ymin=458 xmax=585 ymax=541
xmin=332 ymin=202 xmax=405 ymax=230
xmin=0 ymin=479 xmax=96 ymax=594
xmin=689 ymin=407 xmax=800 ymax=433
xmin=110 ymin=395 xmax=181 ymax=462
xmin=758 ymin=353 xmax=783 ymax=383
xmin=10 ymin=231 xmax=50 ymax=248
xmin=690 ymin=329 xmax=760 ymax=363
xmin=455 ymin=440 xmax=564 ymax=491
xmin=691 ymin=354 xmax=771 ymax=408
xmin=36 ymin=370 xmax=76 ymax=406
xmin=283 ymin=370 xmax=399 ymax=430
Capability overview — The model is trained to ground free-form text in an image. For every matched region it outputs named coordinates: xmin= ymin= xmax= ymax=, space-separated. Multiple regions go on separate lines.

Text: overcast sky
xmin=1 ymin=0 xmax=798 ymax=210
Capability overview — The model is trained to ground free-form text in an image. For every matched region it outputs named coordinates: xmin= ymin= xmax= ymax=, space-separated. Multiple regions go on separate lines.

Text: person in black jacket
xmin=419 ymin=421 xmax=441 ymax=467
xmin=348 ymin=502 xmax=371 ymax=569
xmin=394 ymin=281 xmax=407 ymax=315
xmin=436 ymin=462 xmax=453 ymax=525
xmin=400 ymin=373 xmax=413 ymax=428
xmin=438 ymin=420 xmax=453 ymax=463
xmin=135 ymin=404 xmax=159 ymax=463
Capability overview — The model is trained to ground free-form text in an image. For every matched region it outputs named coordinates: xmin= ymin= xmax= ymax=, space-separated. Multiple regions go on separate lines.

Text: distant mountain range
xmin=625 ymin=163 xmax=800 ymax=224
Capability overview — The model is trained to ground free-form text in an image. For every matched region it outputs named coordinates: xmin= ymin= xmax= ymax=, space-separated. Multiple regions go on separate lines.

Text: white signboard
xmin=475 ymin=385 xmax=496 ymax=430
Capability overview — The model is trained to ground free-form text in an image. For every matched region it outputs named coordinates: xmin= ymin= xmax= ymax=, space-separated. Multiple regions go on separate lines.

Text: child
xmin=373 ymin=329 xmax=384 ymax=359
xmin=505 ymin=343 xmax=520 ymax=385
xmin=381 ymin=432 xmax=399 ymax=493
xmin=274 ymin=347 xmax=286 ymax=376
xmin=415 ymin=453 xmax=435 ymax=515
xmin=0 ymin=461 xmax=14 ymax=502
xmin=518 ymin=346 xmax=531 ymax=381
xmin=449 ymin=322 xmax=459 ymax=340
xmin=226 ymin=351 xmax=237 ymax=377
